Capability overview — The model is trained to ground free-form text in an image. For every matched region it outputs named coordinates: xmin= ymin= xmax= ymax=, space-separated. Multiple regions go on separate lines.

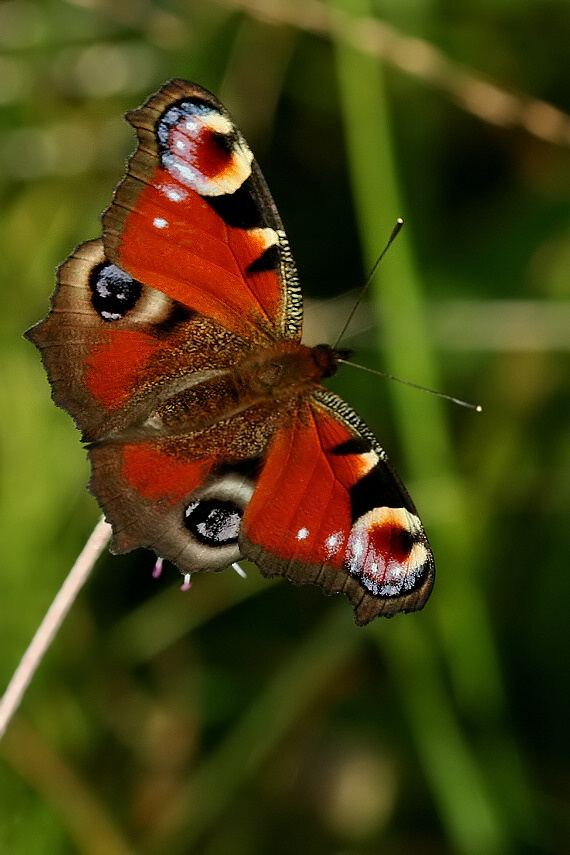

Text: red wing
xmin=26 ymin=239 xmax=250 ymax=442
xmin=240 ymin=389 xmax=434 ymax=624
xmin=102 ymin=79 xmax=302 ymax=343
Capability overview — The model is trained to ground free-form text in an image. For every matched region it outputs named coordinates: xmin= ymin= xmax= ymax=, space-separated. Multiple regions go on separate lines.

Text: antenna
xmin=332 ymin=218 xmax=403 ymax=351
xmin=333 ymin=218 xmax=482 ymax=412
xmin=339 ymin=358 xmax=482 ymax=411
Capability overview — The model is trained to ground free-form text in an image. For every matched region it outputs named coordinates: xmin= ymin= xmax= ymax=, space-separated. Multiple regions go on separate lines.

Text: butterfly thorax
xmin=234 ymin=342 xmax=340 ymax=397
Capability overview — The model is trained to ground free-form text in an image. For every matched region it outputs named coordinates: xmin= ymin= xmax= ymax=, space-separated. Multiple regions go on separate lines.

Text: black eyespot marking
xmin=332 ymin=438 xmax=372 ymax=456
xmin=184 ymin=499 xmax=242 ymax=546
xmin=210 ymin=129 xmax=235 ymax=156
xmin=207 ymin=179 xmax=264 ymax=229
xmin=89 ymin=263 xmax=142 ymax=321
xmin=246 ymin=244 xmax=280 ymax=274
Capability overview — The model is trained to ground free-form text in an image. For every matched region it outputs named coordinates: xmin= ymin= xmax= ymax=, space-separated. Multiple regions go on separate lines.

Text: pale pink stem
xmin=0 ymin=517 xmax=112 ymax=740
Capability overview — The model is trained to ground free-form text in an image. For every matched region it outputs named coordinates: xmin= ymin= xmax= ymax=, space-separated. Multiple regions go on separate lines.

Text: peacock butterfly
xmin=26 ymin=79 xmax=434 ymax=625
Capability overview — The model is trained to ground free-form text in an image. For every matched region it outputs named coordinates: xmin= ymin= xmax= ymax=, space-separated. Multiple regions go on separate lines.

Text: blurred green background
xmin=1 ymin=0 xmax=568 ymax=853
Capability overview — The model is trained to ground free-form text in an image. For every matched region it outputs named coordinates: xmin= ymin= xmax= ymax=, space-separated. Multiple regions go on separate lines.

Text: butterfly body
xmin=27 ymin=79 xmax=434 ymax=624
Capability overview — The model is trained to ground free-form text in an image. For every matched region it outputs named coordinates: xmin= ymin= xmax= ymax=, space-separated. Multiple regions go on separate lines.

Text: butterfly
xmin=26 ymin=79 xmax=434 ymax=625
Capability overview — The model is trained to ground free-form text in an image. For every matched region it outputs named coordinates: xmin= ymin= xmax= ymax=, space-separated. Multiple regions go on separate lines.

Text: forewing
xmin=103 ymin=79 xmax=303 ymax=342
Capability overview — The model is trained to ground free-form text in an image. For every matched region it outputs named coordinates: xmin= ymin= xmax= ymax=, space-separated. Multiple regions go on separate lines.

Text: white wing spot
xmin=325 ymin=532 xmax=343 ymax=557
xmin=159 ymin=183 xmax=187 ymax=202
xmin=153 ymin=217 xmax=168 ymax=229
xmin=296 ymin=527 xmax=309 ymax=541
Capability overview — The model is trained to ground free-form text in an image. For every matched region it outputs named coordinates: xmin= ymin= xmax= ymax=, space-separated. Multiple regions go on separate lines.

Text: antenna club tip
xmin=390 ymin=219 xmax=404 ymax=241
xmin=475 ymin=405 xmax=483 ymax=412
